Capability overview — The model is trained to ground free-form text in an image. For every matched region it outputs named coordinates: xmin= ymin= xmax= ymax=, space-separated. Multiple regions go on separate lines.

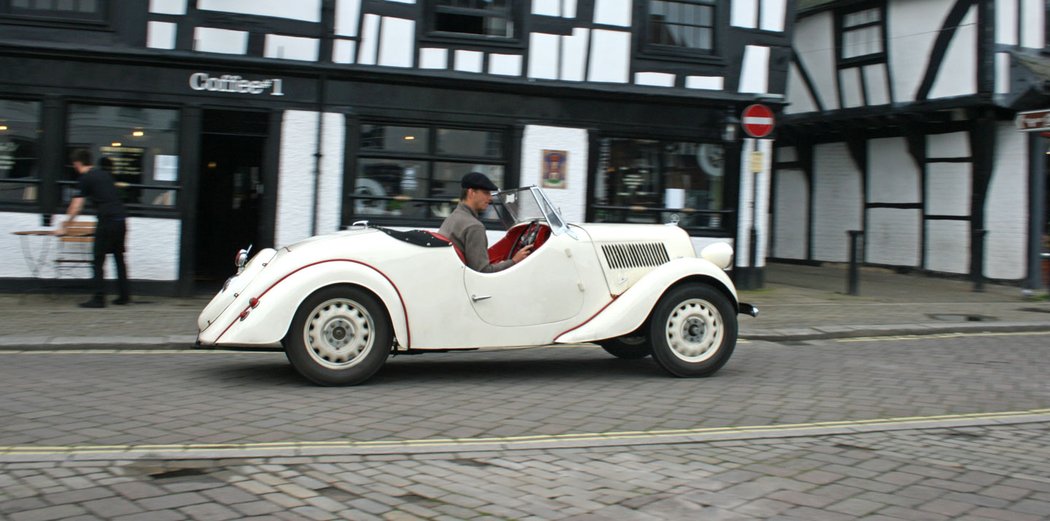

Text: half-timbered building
xmin=774 ymin=0 xmax=1049 ymax=290
xmin=0 ymin=0 xmax=794 ymax=294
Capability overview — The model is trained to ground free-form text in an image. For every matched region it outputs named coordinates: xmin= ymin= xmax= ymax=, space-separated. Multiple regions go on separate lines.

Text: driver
xmin=438 ymin=172 xmax=531 ymax=272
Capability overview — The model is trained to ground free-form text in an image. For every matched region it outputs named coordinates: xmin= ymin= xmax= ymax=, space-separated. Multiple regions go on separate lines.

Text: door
xmin=194 ymin=110 xmax=269 ymax=285
xmin=462 ymin=234 xmax=586 ymax=327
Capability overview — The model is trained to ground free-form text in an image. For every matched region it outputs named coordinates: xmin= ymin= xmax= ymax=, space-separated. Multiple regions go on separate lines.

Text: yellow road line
xmin=2 ymin=408 xmax=1048 ymax=458
xmin=836 ymin=330 xmax=1050 ymax=343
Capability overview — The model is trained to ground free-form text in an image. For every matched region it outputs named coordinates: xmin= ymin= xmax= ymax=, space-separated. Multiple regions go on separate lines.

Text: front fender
xmin=200 ymin=260 xmax=410 ymax=348
xmin=555 ymin=257 xmax=737 ymax=344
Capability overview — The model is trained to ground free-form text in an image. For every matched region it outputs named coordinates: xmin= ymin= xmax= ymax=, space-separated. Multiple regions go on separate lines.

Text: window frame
xmin=0 ymin=0 xmax=111 ymax=28
xmin=0 ymin=98 xmax=43 ymax=212
xmin=836 ymin=3 xmax=887 ymax=67
xmin=346 ymin=120 xmax=514 ymax=229
xmin=421 ymin=0 xmax=525 ymax=48
xmin=638 ymin=0 xmax=721 ymax=63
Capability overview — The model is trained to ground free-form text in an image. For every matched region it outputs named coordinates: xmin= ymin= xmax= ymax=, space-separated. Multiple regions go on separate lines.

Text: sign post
xmin=740 ymin=104 xmax=775 ymax=289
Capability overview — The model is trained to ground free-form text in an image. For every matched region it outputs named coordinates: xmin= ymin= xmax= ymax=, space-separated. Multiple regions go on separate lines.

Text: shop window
xmin=2 ymin=0 xmax=108 ymax=23
xmin=645 ymin=0 xmax=716 ymax=56
xmin=428 ymin=0 xmax=517 ymax=40
xmin=349 ymin=122 xmax=508 ymax=226
xmin=64 ymin=104 xmax=180 ymax=214
xmin=591 ymin=138 xmax=728 ymax=232
xmin=0 ymin=99 xmax=41 ymax=206
xmin=839 ymin=6 xmax=884 ymax=62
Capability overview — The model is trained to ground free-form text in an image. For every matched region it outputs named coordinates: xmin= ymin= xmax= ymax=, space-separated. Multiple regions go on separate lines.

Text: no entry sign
xmin=742 ymin=104 xmax=775 ymax=138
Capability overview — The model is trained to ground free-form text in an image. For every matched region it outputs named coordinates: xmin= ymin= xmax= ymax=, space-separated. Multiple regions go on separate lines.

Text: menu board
xmin=99 ymin=146 xmax=145 ymax=184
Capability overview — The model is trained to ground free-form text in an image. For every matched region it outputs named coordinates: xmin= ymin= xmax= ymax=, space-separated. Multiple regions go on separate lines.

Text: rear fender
xmin=555 ymin=257 xmax=737 ymax=344
xmin=209 ymin=260 xmax=409 ymax=348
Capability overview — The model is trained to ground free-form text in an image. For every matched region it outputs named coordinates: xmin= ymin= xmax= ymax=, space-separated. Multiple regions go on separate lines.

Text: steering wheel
xmin=508 ymin=220 xmax=540 ymax=260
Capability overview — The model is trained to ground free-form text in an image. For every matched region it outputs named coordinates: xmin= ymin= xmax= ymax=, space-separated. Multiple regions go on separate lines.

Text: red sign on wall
xmin=741 ymin=104 xmax=775 ymax=138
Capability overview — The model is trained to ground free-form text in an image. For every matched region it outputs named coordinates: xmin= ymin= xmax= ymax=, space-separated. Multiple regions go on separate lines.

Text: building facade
xmin=0 ymin=0 xmax=794 ymax=295
xmin=774 ymin=0 xmax=1049 ymax=289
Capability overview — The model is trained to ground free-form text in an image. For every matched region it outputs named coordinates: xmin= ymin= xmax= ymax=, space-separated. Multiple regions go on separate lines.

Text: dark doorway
xmin=195 ymin=110 xmax=270 ymax=286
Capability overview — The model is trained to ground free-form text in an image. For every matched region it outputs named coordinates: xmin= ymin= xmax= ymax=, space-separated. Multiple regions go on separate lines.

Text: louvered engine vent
xmin=601 ymin=243 xmax=671 ymax=270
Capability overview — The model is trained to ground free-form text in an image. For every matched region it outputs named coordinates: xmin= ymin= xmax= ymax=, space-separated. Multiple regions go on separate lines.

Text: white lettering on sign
xmin=189 ymin=73 xmax=285 ymax=96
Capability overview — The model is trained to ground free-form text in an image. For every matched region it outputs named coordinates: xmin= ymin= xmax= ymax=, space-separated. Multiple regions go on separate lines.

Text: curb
xmin=0 ymin=324 xmax=1048 ymax=350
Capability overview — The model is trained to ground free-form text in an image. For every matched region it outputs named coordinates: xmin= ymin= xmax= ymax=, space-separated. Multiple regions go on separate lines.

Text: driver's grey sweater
xmin=437 ymin=203 xmax=514 ymax=273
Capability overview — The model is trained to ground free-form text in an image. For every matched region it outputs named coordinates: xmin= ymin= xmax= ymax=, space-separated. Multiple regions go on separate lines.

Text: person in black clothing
xmin=61 ymin=149 xmax=130 ymax=308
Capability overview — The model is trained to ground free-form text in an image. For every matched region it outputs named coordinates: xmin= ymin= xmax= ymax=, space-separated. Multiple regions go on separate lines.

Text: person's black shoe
xmin=112 ymin=297 xmax=131 ymax=305
xmin=79 ymin=299 xmax=105 ymax=308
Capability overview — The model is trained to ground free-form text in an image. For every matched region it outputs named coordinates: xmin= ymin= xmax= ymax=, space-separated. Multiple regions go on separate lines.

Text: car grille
xmin=601 ymin=243 xmax=671 ymax=270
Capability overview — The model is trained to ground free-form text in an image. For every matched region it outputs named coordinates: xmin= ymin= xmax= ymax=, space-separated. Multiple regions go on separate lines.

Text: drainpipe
xmin=312 ymin=72 xmax=326 ymax=237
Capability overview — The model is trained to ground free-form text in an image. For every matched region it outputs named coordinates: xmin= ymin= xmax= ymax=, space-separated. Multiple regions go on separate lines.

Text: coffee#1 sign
xmin=189 ymin=72 xmax=285 ymax=96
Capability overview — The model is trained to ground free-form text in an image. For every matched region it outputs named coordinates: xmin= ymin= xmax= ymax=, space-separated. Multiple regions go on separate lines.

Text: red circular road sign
xmin=741 ymin=104 xmax=775 ymax=138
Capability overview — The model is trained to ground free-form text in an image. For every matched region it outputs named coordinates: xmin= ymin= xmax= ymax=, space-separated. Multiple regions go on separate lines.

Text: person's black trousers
xmin=92 ymin=218 xmax=129 ymax=300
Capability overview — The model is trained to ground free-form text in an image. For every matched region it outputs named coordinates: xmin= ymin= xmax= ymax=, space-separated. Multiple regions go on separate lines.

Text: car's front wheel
xmin=649 ymin=283 xmax=737 ymax=377
xmin=284 ymin=285 xmax=391 ymax=386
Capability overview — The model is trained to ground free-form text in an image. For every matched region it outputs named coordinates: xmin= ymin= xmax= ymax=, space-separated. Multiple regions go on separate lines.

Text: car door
xmin=462 ymin=234 xmax=585 ymax=327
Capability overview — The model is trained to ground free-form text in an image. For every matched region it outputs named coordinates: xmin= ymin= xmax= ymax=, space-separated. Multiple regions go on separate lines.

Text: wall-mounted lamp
xmin=723 ymin=114 xmax=739 ymax=142
xmin=132 ymin=129 xmax=145 ymax=137
xmin=0 ymin=125 xmax=8 ymax=132
xmin=111 ymin=142 xmax=122 ymax=147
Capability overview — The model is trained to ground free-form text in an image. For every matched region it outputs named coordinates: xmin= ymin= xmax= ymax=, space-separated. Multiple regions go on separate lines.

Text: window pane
xmin=432 ymin=162 xmax=503 ymax=219
xmin=593 ymin=138 xmax=724 ymax=229
xmin=0 ymin=100 xmax=41 ymax=203
xmin=354 ymin=158 xmax=428 ymax=217
xmin=437 ymin=128 xmax=502 ymax=157
xmin=361 ymin=124 xmax=428 ymax=154
xmin=647 ymin=0 xmax=715 ymax=51
xmin=65 ymin=104 xmax=180 ymax=208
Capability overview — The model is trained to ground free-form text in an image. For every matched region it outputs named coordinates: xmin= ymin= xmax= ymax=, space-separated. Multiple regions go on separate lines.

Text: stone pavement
xmin=0 ymin=262 xmax=1046 ymax=349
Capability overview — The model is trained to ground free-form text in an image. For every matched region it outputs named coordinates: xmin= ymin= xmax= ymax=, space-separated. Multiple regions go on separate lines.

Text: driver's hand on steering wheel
xmin=512 ymin=244 xmax=532 ymax=264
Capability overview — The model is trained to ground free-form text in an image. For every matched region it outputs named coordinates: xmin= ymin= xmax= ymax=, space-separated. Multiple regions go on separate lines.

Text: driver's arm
xmin=464 ymin=225 xmax=514 ymax=273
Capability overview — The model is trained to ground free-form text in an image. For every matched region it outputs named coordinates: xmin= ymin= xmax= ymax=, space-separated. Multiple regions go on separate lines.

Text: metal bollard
xmin=972 ymin=228 xmax=986 ymax=292
xmin=847 ymin=230 xmax=863 ymax=296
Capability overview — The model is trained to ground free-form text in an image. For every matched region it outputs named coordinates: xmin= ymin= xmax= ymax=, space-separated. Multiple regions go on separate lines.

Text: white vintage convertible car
xmin=197 ymin=186 xmax=757 ymax=386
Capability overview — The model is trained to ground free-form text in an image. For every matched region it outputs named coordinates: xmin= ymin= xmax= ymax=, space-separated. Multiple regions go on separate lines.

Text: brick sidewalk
xmin=0 ymin=262 xmax=1047 ymax=348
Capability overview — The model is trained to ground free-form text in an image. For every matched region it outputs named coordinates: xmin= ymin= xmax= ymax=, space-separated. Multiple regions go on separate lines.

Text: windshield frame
xmin=492 ymin=186 xmax=576 ymax=238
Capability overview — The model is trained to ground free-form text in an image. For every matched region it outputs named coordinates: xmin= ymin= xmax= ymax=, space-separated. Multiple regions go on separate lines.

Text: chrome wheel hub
xmin=304 ymin=298 xmax=374 ymax=369
xmin=664 ymin=298 xmax=723 ymax=363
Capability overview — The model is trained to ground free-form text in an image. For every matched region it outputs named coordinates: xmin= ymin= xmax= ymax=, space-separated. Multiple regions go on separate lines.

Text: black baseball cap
xmin=461 ymin=172 xmax=498 ymax=191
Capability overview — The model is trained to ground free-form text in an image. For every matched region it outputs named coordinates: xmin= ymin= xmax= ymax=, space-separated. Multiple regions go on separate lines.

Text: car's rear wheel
xmin=284 ymin=285 xmax=391 ymax=386
xmin=598 ymin=335 xmax=651 ymax=359
xmin=649 ymin=283 xmax=737 ymax=377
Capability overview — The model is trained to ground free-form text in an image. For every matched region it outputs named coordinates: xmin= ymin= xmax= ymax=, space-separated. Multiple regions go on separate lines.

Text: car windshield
xmin=493 ymin=186 xmax=566 ymax=231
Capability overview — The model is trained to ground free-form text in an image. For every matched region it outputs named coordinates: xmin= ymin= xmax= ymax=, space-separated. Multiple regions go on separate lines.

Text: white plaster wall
xmin=264 ymin=35 xmax=319 ymax=61
xmin=193 ymin=27 xmax=248 ymax=55
xmin=867 ymin=208 xmax=920 ymax=266
xmin=520 ymin=125 xmax=588 ymax=224
xmin=995 ymin=52 xmax=1011 ymax=95
xmin=147 ymin=21 xmax=177 ymax=50
xmin=419 ymin=48 xmax=447 ymax=70
xmin=335 ymin=0 xmax=362 ymax=37
xmin=772 ymin=169 xmax=808 ymax=259
xmin=562 ymin=28 xmax=589 ymax=81
xmin=793 ymin=13 xmax=839 ymax=110
xmin=996 ymin=0 xmax=1018 ymax=45
xmin=276 ymin=111 xmax=345 ymax=247
xmin=489 ymin=54 xmax=523 ymax=76
xmin=864 ymin=64 xmax=890 ymax=106
xmin=149 ymin=0 xmax=186 ymax=15
xmin=455 ymin=50 xmax=483 ymax=73
xmin=1021 ymin=0 xmax=1046 ymax=49
xmin=840 ymin=67 xmax=863 ymax=108
xmin=587 ymin=30 xmax=630 ymax=83
xmin=926 ymin=220 xmax=969 ymax=274
xmin=812 ymin=142 xmax=862 ymax=262
xmin=868 ymin=137 xmax=919 ymax=203
xmin=357 ymin=14 xmax=380 ymax=65
xmin=528 ymin=33 xmax=559 ymax=80
xmin=736 ymin=139 xmax=773 ymax=268
xmin=888 ymin=0 xmax=954 ymax=103
xmin=784 ymin=62 xmax=817 ymax=114
xmin=533 ymin=0 xmax=559 ymax=17
xmin=927 ymin=131 xmax=970 ymax=158
xmin=985 ymin=123 xmax=1028 ymax=280
xmin=731 ymin=0 xmax=757 ymax=28
xmin=0 ymin=214 xmax=179 ymax=280
xmin=197 ymin=0 xmax=321 ymax=22
xmin=593 ymin=0 xmax=631 ymax=27
xmin=378 ymin=17 xmax=415 ymax=68
xmin=926 ymin=162 xmax=971 ymax=216
xmin=928 ymin=6 xmax=976 ymax=99
xmin=760 ymin=0 xmax=787 ymax=32
xmin=738 ymin=45 xmax=770 ymax=94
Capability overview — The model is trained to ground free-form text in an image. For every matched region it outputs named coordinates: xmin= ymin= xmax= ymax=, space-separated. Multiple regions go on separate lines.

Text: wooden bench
xmin=55 ymin=221 xmax=95 ymax=276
